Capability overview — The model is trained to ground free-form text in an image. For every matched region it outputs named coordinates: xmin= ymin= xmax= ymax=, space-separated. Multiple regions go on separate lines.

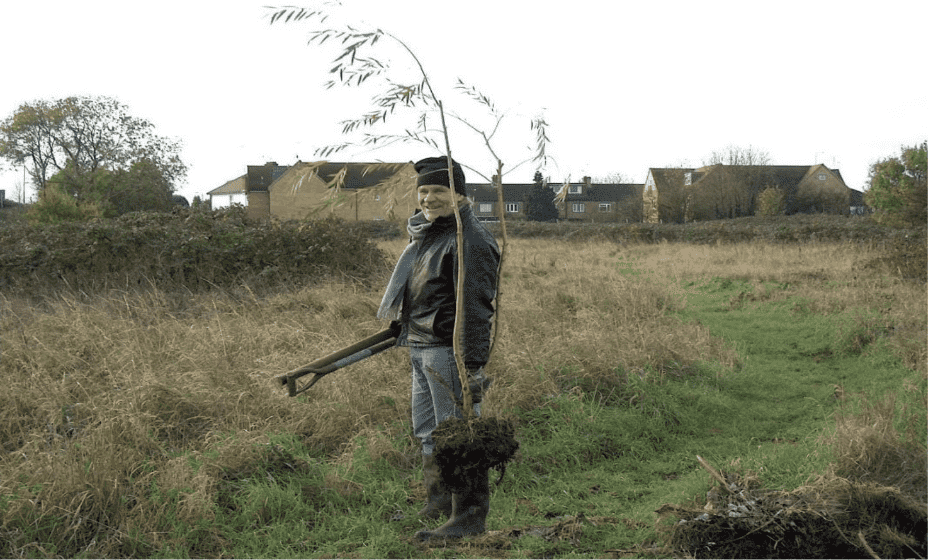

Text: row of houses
xmin=207 ymin=160 xmax=866 ymax=224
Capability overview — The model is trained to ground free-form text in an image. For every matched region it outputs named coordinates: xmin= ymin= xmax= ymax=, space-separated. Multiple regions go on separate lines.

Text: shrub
xmin=25 ymin=182 xmax=102 ymax=224
xmin=755 ymin=187 xmax=785 ymax=216
xmin=862 ymin=233 xmax=928 ymax=282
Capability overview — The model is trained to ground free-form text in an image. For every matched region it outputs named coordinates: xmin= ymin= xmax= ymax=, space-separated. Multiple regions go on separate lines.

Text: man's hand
xmin=466 ymin=367 xmax=492 ymax=404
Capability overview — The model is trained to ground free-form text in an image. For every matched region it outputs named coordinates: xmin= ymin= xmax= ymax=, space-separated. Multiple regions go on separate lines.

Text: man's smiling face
xmin=417 ymin=184 xmax=464 ymax=222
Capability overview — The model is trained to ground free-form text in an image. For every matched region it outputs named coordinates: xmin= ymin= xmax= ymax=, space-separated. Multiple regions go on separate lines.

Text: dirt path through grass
xmin=505 ymin=274 xmax=924 ymax=558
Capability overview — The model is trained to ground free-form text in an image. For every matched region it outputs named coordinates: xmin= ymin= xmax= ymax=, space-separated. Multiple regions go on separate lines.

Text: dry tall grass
xmin=623 ymin=240 xmax=927 ymax=372
xmin=0 ymin=238 xmax=924 ymax=556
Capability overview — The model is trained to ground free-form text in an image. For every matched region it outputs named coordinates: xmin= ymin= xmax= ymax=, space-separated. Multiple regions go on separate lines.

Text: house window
xmin=818 ymin=173 xmax=826 ymax=181
xmin=569 ymin=185 xmax=583 ymax=195
xmin=506 ymin=203 xmax=520 ymax=213
xmin=572 ymin=203 xmax=586 ymax=213
xmin=599 ymin=203 xmax=611 ymax=212
xmin=479 ymin=203 xmax=493 ymax=214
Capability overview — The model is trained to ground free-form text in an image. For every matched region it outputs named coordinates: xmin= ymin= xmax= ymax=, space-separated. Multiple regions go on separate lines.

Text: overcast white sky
xmin=1 ymin=0 xmax=926 ymax=204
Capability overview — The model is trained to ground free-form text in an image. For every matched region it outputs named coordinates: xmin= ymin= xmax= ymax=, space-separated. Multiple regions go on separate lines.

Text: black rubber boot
xmin=416 ymin=467 xmax=490 ymax=540
xmin=418 ymin=453 xmax=452 ymax=520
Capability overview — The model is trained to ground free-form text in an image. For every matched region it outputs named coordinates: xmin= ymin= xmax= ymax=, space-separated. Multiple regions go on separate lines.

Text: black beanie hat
xmin=414 ymin=156 xmax=466 ymax=196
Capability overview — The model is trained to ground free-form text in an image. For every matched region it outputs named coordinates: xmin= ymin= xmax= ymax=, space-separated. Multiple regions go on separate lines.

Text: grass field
xmin=0 ymin=233 xmax=925 ymax=558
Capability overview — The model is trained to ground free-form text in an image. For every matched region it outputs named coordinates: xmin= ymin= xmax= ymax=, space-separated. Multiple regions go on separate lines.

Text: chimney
xmin=583 ymin=176 xmax=591 ymax=187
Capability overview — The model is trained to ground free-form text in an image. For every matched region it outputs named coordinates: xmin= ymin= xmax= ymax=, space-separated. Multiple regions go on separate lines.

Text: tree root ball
xmin=432 ymin=416 xmax=519 ymax=490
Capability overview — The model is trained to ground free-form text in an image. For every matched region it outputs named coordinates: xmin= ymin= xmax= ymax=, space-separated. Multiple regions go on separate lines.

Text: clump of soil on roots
xmin=657 ymin=464 xmax=927 ymax=559
xmin=432 ymin=416 xmax=519 ymax=491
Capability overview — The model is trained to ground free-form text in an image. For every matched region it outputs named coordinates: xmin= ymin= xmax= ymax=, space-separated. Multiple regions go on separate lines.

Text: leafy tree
xmin=104 ymin=158 xmax=176 ymax=215
xmin=44 ymin=157 xmax=174 ymax=219
xmin=755 ymin=186 xmax=786 ymax=216
xmin=0 ymin=96 xmax=187 ymax=197
xmin=0 ymin=99 xmax=58 ymax=189
xmin=26 ymin=181 xmax=102 ymax=225
xmin=524 ymin=170 xmax=558 ymax=222
xmin=864 ymin=141 xmax=927 ymax=226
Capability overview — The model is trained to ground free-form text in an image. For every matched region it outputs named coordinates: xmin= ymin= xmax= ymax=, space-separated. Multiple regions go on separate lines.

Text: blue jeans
xmin=410 ymin=345 xmax=481 ymax=455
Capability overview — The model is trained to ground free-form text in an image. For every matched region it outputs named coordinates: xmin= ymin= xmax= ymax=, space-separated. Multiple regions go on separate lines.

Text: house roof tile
xmin=270 ymin=161 xmax=413 ymax=190
xmin=577 ymin=184 xmax=642 ymax=200
xmin=306 ymin=161 xmax=412 ymax=189
xmin=210 ymin=161 xmax=414 ymax=197
xmin=467 ymin=183 xmax=536 ymax=202
xmin=652 ymin=165 xmax=849 ymax=192
xmin=207 ymin=175 xmax=247 ymax=195
xmin=467 ymin=182 xmax=642 ymax=203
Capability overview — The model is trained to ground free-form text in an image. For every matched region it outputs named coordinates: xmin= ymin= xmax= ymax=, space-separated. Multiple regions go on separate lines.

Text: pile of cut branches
xmin=657 ymin=457 xmax=927 ymax=559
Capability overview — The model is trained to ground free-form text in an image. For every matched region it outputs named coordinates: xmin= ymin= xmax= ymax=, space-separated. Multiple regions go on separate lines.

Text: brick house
xmin=848 ymin=188 xmax=869 ymax=215
xmin=268 ymin=161 xmax=418 ymax=221
xmin=208 ymin=161 xmax=418 ymax=221
xmin=207 ymin=175 xmax=246 ymax=209
xmin=468 ymin=176 xmax=643 ymax=222
xmin=644 ymin=164 xmax=852 ymax=223
xmin=207 ymin=161 xmax=288 ymax=220
xmin=644 ymin=167 xmax=707 ymax=224
xmin=468 ymin=182 xmax=536 ymax=221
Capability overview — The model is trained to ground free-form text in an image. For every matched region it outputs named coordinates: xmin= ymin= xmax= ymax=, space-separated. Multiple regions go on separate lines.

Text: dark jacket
xmin=398 ymin=205 xmax=500 ymax=369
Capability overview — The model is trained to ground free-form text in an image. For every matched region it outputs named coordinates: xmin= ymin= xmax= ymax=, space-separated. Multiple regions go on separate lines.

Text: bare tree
xmin=592 ymin=171 xmax=633 ymax=184
xmin=703 ymin=144 xmax=772 ymax=166
xmin=689 ymin=145 xmax=774 ymax=219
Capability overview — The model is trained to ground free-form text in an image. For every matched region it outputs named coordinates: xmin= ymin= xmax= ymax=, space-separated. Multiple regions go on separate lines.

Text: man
xmin=377 ymin=156 xmax=500 ymax=538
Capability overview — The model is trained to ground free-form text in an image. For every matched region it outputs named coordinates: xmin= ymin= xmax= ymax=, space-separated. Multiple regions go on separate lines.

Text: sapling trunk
xmin=489 ymin=158 xmax=506 ymax=358
xmin=434 ymin=100 xmax=473 ymax=417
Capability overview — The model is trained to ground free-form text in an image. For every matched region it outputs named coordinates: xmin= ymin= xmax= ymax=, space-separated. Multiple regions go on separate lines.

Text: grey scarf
xmin=377 ymin=211 xmax=434 ymax=320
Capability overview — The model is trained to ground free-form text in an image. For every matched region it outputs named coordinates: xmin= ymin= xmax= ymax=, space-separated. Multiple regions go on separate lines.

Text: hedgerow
xmin=2 ymin=211 xmax=923 ymax=298
xmin=0 ymin=206 xmax=390 ymax=296
xmin=487 ymin=214 xmax=922 ymax=245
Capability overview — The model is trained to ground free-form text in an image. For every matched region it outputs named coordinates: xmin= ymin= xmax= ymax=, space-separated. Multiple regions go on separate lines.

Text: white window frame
xmin=572 ymin=203 xmax=586 ymax=213
xmin=599 ymin=203 xmax=612 ymax=212
xmin=818 ymin=173 xmax=826 ymax=181
xmin=479 ymin=203 xmax=493 ymax=213
xmin=569 ymin=185 xmax=583 ymax=195
xmin=506 ymin=202 xmax=520 ymax=213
